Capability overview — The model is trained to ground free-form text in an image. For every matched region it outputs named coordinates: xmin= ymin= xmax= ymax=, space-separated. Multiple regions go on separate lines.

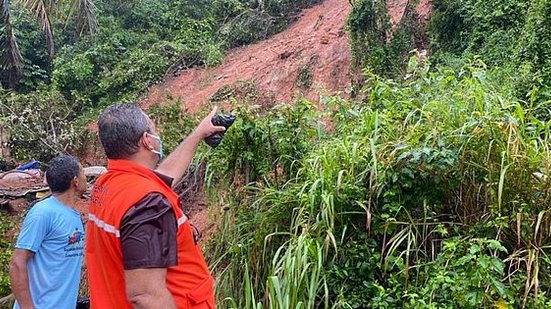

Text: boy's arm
xmin=9 ymin=249 xmax=35 ymax=309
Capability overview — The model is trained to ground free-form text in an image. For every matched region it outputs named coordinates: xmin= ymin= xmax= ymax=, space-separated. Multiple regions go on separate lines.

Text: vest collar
xmin=107 ymin=159 xmax=154 ymax=175
xmin=107 ymin=159 xmax=162 ymax=184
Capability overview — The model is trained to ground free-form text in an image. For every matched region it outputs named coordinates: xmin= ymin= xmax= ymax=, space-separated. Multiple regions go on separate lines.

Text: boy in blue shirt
xmin=9 ymin=155 xmax=87 ymax=309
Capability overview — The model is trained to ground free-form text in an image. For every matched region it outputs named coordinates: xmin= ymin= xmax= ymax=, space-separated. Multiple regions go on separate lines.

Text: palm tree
xmin=0 ymin=0 xmax=97 ymax=88
xmin=0 ymin=0 xmax=23 ymax=88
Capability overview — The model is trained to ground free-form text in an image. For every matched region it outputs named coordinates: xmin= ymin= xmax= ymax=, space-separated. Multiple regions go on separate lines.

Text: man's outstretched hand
xmin=156 ymin=106 xmax=226 ymax=183
xmin=194 ymin=107 xmax=226 ymax=139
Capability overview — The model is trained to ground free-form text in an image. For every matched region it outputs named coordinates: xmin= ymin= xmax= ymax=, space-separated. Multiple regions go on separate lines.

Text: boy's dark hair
xmin=46 ymin=155 xmax=80 ymax=193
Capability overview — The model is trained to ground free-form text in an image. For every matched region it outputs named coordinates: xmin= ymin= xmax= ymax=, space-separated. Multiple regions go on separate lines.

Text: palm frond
xmin=21 ymin=0 xmax=55 ymax=59
xmin=74 ymin=0 xmax=97 ymax=36
xmin=1 ymin=0 xmax=9 ymax=17
xmin=0 ymin=0 xmax=24 ymax=88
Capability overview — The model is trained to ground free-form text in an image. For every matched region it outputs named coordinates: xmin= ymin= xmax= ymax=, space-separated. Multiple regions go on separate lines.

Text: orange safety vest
xmin=85 ymin=159 xmax=215 ymax=309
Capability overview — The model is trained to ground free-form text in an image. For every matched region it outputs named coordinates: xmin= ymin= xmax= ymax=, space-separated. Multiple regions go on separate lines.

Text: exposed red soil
xmin=141 ymin=0 xmax=353 ymax=112
xmin=0 ymin=1 xmax=434 ymax=298
xmin=142 ymin=0 xmax=433 ymax=113
xmin=138 ymin=0 xmax=356 ymax=238
xmin=74 ymin=199 xmax=90 ymax=220
xmin=387 ymin=0 xmax=408 ymax=26
xmin=416 ymin=0 xmax=433 ymax=23
xmin=190 ymin=209 xmax=215 ymax=242
xmin=139 ymin=0 xmax=434 ymax=238
xmin=3 ymin=0 xmax=435 ymax=245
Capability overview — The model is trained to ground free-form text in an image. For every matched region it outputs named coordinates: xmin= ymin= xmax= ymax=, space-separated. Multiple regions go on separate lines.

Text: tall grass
xmin=200 ymin=56 xmax=551 ymax=308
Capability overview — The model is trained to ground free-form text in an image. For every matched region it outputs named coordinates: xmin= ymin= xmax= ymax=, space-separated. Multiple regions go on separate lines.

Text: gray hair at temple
xmin=98 ymin=103 xmax=152 ymax=159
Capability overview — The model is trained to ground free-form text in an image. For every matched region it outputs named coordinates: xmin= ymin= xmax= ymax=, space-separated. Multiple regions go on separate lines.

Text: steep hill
xmin=142 ymin=0 xmax=352 ymax=110
xmin=138 ymin=0 xmax=433 ymax=240
xmin=141 ymin=0 xmax=433 ymax=111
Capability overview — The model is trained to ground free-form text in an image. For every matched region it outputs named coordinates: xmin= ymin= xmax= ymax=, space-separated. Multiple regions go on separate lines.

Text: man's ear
xmin=141 ymin=132 xmax=154 ymax=150
xmin=140 ymin=132 xmax=148 ymax=148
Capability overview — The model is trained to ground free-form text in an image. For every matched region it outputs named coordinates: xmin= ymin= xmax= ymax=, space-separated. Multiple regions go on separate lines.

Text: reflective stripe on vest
xmin=88 ymin=213 xmax=120 ymax=238
xmin=88 ymin=212 xmax=188 ymax=238
xmin=86 ymin=159 xmax=213 ymax=309
xmin=177 ymin=215 xmax=188 ymax=226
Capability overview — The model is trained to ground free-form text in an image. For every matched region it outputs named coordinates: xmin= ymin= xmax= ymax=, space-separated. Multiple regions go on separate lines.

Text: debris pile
xmin=0 ymin=163 xmax=107 ymax=215
xmin=0 ymin=169 xmax=49 ymax=213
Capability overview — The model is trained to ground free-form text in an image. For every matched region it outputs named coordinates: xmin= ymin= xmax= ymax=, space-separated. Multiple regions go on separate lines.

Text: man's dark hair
xmin=46 ymin=155 xmax=81 ymax=193
xmin=98 ymin=103 xmax=151 ymax=159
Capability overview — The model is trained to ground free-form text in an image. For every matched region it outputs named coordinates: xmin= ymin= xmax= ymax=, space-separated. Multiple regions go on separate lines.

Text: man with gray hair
xmin=10 ymin=155 xmax=87 ymax=308
xmin=86 ymin=103 xmax=225 ymax=308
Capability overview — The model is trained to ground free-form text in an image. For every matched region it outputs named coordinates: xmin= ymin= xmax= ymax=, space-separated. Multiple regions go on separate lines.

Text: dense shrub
xmin=201 ymin=58 xmax=551 ymax=308
xmin=429 ymin=0 xmax=551 ymax=101
xmin=348 ymin=0 xmax=424 ymax=82
xmin=0 ymin=0 xmax=322 ymax=166
xmin=0 ymin=88 xmax=80 ymax=162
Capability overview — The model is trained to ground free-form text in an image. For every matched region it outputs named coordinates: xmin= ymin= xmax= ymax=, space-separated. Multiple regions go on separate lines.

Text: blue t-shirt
xmin=14 ymin=196 xmax=84 ymax=309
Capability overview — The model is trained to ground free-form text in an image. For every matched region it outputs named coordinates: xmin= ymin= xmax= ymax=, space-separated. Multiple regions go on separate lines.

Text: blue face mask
xmin=147 ymin=133 xmax=164 ymax=159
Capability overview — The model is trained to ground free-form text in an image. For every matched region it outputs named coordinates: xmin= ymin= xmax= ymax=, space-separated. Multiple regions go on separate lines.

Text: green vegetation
xmin=429 ymin=0 xmax=551 ymax=101
xmin=0 ymin=88 xmax=80 ymax=161
xmin=348 ymin=0 xmax=424 ymax=81
xmin=0 ymin=0 xmax=321 ymax=161
xmin=197 ymin=57 xmax=551 ymax=308
xmin=3 ymin=0 xmax=551 ymax=308
xmin=0 ymin=211 xmax=16 ymax=297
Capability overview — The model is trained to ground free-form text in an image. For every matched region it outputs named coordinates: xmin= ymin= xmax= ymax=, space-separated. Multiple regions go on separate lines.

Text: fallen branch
xmin=0 ymin=293 xmax=14 ymax=306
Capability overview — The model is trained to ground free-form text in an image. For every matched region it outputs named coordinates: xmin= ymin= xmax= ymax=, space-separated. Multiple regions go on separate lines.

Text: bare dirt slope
xmin=140 ymin=0 xmax=433 ymax=240
xmin=142 ymin=0 xmax=433 ymax=112
xmin=141 ymin=0 xmax=356 ymax=241
xmin=142 ymin=0 xmax=353 ymax=111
